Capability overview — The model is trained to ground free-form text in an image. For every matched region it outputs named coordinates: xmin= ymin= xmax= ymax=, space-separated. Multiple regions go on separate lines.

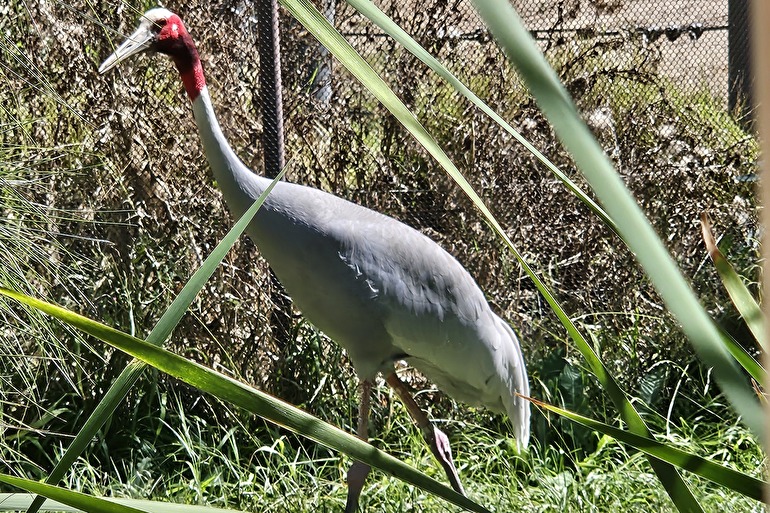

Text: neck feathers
xmin=192 ymin=88 xmax=269 ymax=218
xmin=161 ymin=14 xmax=206 ymax=101
xmin=179 ymin=59 xmax=206 ymax=101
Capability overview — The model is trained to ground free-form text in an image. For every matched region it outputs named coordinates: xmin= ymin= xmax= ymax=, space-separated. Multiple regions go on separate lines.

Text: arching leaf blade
xmin=700 ymin=213 xmax=766 ymax=352
xmin=26 ymin=168 xmax=286 ymax=513
xmin=0 ymin=489 xmax=244 ymax=513
xmin=528 ymin=398 xmax=765 ymax=502
xmin=0 ymin=475 xmax=145 ymax=513
xmin=276 ymin=2 xmax=704 ymax=511
xmin=0 ymin=288 xmax=490 ymax=513
xmin=344 ymin=0 xmax=619 ymax=236
xmin=471 ymin=0 xmax=760 ymax=435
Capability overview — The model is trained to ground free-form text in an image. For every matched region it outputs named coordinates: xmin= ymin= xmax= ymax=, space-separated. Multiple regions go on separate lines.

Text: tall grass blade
xmin=277 ymin=2 xmax=705 ymax=510
xmin=458 ymin=1 xmax=747 ymax=510
xmin=0 ymin=485 xmax=244 ymax=513
xmin=343 ymin=0 xmax=765 ymax=401
xmin=0 ymin=475 xmax=145 ymax=513
xmin=700 ymin=213 xmax=766 ymax=351
xmin=345 ymin=0 xmax=619 ymax=236
xmin=717 ymin=331 xmax=765 ymax=385
xmin=25 ymin=169 xmax=285 ymax=513
xmin=0 ymin=289 xmax=490 ymax=513
xmin=471 ymin=0 xmax=761 ymax=434
xmin=528 ymin=398 xmax=766 ymax=502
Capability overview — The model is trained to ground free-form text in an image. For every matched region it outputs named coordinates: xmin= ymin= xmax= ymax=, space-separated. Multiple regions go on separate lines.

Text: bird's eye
xmin=154 ymin=18 xmax=167 ymax=28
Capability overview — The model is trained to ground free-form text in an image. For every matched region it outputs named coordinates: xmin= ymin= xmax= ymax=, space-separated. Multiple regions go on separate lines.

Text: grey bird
xmin=99 ymin=8 xmax=530 ymax=511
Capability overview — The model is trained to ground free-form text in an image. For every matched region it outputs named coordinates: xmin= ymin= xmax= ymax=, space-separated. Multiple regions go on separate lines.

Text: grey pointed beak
xmin=98 ymin=25 xmax=155 ymax=74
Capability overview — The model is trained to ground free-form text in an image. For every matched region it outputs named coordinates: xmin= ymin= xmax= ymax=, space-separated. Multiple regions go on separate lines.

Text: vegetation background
xmin=0 ymin=0 xmax=762 ymax=511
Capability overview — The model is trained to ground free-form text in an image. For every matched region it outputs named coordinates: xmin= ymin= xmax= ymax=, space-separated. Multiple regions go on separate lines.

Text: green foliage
xmin=2 ymin=385 xmax=763 ymax=512
xmin=530 ymin=347 xmax=594 ymax=454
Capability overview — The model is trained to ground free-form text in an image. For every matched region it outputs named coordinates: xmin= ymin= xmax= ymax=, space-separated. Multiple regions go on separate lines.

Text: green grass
xmin=10 ymin=379 xmax=757 ymax=513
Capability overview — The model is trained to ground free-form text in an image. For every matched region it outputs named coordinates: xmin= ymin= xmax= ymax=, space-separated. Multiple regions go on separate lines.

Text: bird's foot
xmin=429 ymin=426 xmax=465 ymax=496
xmin=345 ymin=460 xmax=371 ymax=513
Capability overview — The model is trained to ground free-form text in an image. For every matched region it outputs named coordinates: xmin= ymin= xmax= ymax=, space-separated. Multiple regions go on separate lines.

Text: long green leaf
xmin=351 ymin=0 xmax=765 ymax=396
xmin=345 ymin=1 xmax=764 ymax=402
xmin=0 ymin=475 xmax=145 ymax=513
xmin=528 ymin=399 xmax=766 ymax=502
xmin=345 ymin=0 xmax=619 ymax=236
xmin=471 ymin=0 xmax=761 ymax=434
xmin=26 ymin=169 xmax=285 ymax=513
xmin=278 ymin=2 xmax=704 ymax=511
xmin=459 ymin=1 xmax=727 ymax=511
xmin=718 ymin=330 xmax=765 ymax=385
xmin=700 ymin=213 xmax=766 ymax=351
xmin=0 ymin=489 xmax=242 ymax=513
xmin=0 ymin=288 xmax=490 ymax=513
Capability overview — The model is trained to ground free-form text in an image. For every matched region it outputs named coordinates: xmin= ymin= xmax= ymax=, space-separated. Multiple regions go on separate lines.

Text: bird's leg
xmin=385 ymin=372 xmax=465 ymax=496
xmin=345 ymin=379 xmax=372 ymax=513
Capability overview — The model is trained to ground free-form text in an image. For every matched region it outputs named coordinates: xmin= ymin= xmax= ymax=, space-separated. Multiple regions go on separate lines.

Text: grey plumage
xmin=195 ymin=88 xmax=529 ymax=443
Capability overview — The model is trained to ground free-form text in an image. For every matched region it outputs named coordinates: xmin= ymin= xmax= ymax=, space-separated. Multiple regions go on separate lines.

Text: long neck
xmin=166 ymin=23 xmax=269 ymax=216
xmin=191 ymin=87 xmax=268 ymax=218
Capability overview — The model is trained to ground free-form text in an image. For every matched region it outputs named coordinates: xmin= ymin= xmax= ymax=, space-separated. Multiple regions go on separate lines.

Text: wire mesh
xmin=0 ymin=0 xmax=758 ymax=418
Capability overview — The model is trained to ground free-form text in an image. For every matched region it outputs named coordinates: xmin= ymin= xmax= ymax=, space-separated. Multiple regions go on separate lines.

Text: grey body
xmin=194 ymin=89 xmax=530 ymax=444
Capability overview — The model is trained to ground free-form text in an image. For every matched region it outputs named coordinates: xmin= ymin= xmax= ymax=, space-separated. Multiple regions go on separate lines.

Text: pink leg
xmin=385 ymin=372 xmax=465 ymax=496
xmin=345 ymin=379 xmax=372 ymax=513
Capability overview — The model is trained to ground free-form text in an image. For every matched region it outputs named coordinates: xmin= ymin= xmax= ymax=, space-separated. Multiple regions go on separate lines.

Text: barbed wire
xmin=340 ymin=23 xmax=725 ymax=45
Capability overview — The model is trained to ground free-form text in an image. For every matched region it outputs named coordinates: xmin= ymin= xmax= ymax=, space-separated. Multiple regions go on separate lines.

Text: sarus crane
xmin=99 ymin=7 xmax=530 ymax=511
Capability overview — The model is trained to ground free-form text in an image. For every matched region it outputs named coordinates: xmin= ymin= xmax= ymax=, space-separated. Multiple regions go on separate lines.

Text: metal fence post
xmin=256 ymin=0 xmax=293 ymax=351
xmin=728 ymin=0 xmax=752 ymax=122
xmin=258 ymin=0 xmax=286 ymax=175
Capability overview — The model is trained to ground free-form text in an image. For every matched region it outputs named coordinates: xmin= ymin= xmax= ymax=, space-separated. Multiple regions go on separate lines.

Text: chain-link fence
xmin=518 ymin=1 xmax=739 ymax=102
xmin=337 ymin=0 xmax=750 ymax=123
xmin=0 ymin=0 xmax=758 ymax=428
